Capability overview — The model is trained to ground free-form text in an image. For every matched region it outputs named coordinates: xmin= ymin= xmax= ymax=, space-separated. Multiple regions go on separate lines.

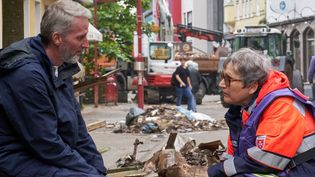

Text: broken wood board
xmin=87 ymin=120 xmax=106 ymax=132
xmin=107 ymin=167 xmax=151 ymax=177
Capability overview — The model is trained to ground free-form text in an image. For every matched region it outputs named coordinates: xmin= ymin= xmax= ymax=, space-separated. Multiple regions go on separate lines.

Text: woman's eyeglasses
xmin=220 ymin=72 xmax=242 ymax=87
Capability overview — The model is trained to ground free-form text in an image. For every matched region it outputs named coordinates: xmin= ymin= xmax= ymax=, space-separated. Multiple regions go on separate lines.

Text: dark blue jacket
xmin=0 ymin=36 xmax=106 ymax=176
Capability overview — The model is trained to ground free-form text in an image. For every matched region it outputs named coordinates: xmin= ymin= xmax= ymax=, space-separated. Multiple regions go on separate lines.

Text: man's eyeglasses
xmin=220 ymin=72 xmax=242 ymax=87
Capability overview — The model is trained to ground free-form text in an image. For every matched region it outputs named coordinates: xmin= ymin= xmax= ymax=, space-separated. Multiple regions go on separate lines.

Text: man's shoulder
xmin=2 ymin=61 xmax=46 ymax=83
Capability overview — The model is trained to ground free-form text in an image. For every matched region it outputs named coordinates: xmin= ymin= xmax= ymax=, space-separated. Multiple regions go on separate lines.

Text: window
xmin=249 ymin=0 xmax=252 ymax=17
xmin=236 ymin=0 xmax=240 ymax=20
xmin=290 ymin=30 xmax=301 ymax=71
xmin=24 ymin=0 xmax=30 ymax=37
xmin=245 ymin=0 xmax=249 ymax=18
xmin=34 ymin=0 xmax=41 ymax=35
xmin=242 ymin=0 xmax=245 ymax=19
xmin=187 ymin=11 xmax=192 ymax=27
xmin=149 ymin=43 xmax=172 ymax=60
xmin=304 ymin=28 xmax=314 ymax=79
xmin=256 ymin=0 xmax=260 ymax=16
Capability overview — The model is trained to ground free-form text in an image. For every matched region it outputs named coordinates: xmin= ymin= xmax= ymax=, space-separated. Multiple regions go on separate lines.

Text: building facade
xmin=224 ymin=0 xmax=266 ymax=32
xmin=267 ymin=0 xmax=315 ymax=80
xmin=182 ymin=0 xmax=224 ymax=54
xmin=0 ymin=0 xmax=94 ymax=48
xmin=0 ymin=0 xmax=54 ymax=48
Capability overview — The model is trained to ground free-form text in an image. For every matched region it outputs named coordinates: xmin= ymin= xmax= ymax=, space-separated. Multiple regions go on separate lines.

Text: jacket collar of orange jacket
xmin=242 ymin=70 xmax=290 ymax=124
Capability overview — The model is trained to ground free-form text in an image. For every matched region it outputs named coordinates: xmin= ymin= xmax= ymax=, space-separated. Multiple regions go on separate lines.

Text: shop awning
xmin=87 ymin=23 xmax=103 ymax=42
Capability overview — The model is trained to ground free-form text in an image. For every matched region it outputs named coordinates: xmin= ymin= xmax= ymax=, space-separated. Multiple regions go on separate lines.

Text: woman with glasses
xmin=208 ymin=48 xmax=315 ymax=177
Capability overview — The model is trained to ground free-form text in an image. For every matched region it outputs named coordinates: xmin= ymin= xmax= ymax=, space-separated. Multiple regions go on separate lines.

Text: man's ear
xmin=51 ymin=32 xmax=63 ymax=46
xmin=248 ymin=82 xmax=259 ymax=95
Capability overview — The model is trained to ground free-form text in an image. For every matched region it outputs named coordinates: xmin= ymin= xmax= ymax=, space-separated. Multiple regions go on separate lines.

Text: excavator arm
xmin=156 ymin=0 xmax=174 ymax=41
xmin=176 ymin=24 xmax=223 ymax=42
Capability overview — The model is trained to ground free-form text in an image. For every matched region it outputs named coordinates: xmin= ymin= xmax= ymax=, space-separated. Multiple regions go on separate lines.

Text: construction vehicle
xmin=219 ymin=25 xmax=304 ymax=106
xmin=116 ymin=0 xmax=226 ymax=104
xmin=174 ymin=24 xmax=227 ymax=104
xmin=113 ymin=0 xmax=177 ymax=104
xmin=141 ymin=25 xmax=225 ymax=104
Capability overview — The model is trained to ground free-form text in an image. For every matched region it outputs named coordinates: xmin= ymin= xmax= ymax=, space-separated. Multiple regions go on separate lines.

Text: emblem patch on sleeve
xmin=256 ymin=136 xmax=266 ymax=149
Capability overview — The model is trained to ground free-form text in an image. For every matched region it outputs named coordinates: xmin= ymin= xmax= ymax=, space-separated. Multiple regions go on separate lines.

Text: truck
xmin=139 ymin=24 xmax=226 ymax=104
xmin=116 ymin=0 xmax=226 ymax=104
xmin=219 ymin=25 xmax=304 ymax=106
xmin=113 ymin=0 xmax=176 ymax=104
xmin=174 ymin=24 xmax=228 ymax=104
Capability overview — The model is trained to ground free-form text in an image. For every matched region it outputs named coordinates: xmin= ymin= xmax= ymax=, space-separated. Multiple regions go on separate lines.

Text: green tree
xmin=84 ymin=0 xmax=152 ymax=75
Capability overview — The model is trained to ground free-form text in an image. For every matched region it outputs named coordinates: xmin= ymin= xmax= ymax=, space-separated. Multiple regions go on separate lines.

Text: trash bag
xmin=176 ymin=106 xmax=194 ymax=120
xmin=125 ymin=107 xmax=145 ymax=126
xmin=141 ymin=122 xmax=159 ymax=133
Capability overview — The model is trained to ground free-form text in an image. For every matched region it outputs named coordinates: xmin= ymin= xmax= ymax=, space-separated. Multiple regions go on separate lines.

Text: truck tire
xmin=116 ymin=73 xmax=128 ymax=103
xmin=118 ymin=91 xmax=128 ymax=103
xmin=196 ymin=82 xmax=206 ymax=105
xmin=291 ymin=70 xmax=304 ymax=93
xmin=145 ymin=89 xmax=160 ymax=104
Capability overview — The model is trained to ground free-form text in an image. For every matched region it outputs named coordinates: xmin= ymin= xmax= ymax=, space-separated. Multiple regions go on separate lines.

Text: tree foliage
xmin=83 ymin=0 xmax=152 ymax=75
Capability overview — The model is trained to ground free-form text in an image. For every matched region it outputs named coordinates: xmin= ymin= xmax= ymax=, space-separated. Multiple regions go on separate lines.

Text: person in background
xmin=186 ymin=60 xmax=201 ymax=109
xmin=208 ymin=48 xmax=315 ymax=177
xmin=0 ymin=0 xmax=107 ymax=176
xmin=174 ymin=58 xmax=196 ymax=112
xmin=308 ymin=55 xmax=315 ymax=101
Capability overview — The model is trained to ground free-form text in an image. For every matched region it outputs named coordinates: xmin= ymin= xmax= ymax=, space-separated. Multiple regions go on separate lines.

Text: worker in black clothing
xmin=174 ymin=58 xmax=196 ymax=111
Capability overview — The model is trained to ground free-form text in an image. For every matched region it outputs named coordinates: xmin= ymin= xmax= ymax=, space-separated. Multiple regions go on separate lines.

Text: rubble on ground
xmin=113 ymin=133 xmax=226 ymax=177
xmin=112 ymin=105 xmax=227 ymax=134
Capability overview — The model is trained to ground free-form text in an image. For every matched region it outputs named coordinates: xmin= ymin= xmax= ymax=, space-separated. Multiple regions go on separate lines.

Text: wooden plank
xmin=165 ymin=132 xmax=177 ymax=149
xmin=87 ymin=120 xmax=106 ymax=132
xmin=74 ymin=68 xmax=121 ymax=92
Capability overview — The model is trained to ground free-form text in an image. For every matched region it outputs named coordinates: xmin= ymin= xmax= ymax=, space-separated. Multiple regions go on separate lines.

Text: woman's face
xmin=219 ymin=62 xmax=257 ymax=106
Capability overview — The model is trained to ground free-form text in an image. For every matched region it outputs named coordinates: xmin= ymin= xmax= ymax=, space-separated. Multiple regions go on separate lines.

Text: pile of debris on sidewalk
xmin=112 ymin=105 xmax=227 ymax=134
xmin=112 ymin=133 xmax=226 ymax=177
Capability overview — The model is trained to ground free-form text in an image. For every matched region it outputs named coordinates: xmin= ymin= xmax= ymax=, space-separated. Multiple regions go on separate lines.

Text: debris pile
xmin=116 ymin=139 xmax=144 ymax=168
xmin=113 ymin=105 xmax=227 ymax=134
xmin=112 ymin=133 xmax=226 ymax=176
xmin=142 ymin=133 xmax=226 ymax=177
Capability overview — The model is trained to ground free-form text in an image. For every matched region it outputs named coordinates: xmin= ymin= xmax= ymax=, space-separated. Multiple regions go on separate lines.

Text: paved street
xmin=82 ymin=94 xmax=229 ymax=170
xmin=82 ymin=83 xmax=313 ymax=170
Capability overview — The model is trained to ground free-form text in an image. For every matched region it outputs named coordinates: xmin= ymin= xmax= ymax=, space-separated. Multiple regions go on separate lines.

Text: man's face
xmin=59 ymin=17 xmax=89 ymax=64
xmin=180 ymin=59 xmax=185 ymax=66
xmin=219 ymin=62 xmax=256 ymax=106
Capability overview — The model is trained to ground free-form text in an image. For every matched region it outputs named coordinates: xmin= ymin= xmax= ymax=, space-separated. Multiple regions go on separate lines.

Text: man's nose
xmin=218 ymin=79 xmax=225 ymax=88
xmin=82 ymin=38 xmax=89 ymax=48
